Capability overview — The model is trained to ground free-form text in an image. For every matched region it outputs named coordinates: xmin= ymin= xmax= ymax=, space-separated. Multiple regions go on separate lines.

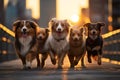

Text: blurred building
xmin=89 ymin=0 xmax=120 ymax=33
xmin=112 ymin=0 xmax=120 ymax=30
xmin=0 ymin=0 xmax=5 ymax=61
xmin=89 ymin=0 xmax=108 ymax=33
xmin=39 ymin=0 xmax=56 ymax=27
xmin=0 ymin=0 xmax=5 ymax=25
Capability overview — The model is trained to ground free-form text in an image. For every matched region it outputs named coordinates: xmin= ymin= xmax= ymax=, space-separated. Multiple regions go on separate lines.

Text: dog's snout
xmin=58 ymin=28 xmax=61 ymax=32
xmin=73 ymin=35 xmax=79 ymax=41
xmin=93 ymin=31 xmax=96 ymax=34
xmin=23 ymin=28 xmax=26 ymax=32
xmin=38 ymin=36 xmax=42 ymax=39
xmin=74 ymin=38 xmax=79 ymax=41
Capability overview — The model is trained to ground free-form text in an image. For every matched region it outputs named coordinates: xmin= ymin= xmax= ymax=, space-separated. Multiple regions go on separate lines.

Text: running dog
xmin=84 ymin=22 xmax=105 ymax=65
xmin=13 ymin=20 xmax=39 ymax=69
xmin=45 ymin=18 xmax=70 ymax=68
xmin=68 ymin=26 xmax=86 ymax=68
xmin=36 ymin=28 xmax=49 ymax=68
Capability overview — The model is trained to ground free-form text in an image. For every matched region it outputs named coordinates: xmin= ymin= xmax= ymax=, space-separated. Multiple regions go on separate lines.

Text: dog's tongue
xmin=22 ymin=34 xmax=27 ymax=38
xmin=57 ymin=31 xmax=62 ymax=35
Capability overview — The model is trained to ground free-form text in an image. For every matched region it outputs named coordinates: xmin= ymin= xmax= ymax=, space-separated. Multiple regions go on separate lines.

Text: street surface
xmin=0 ymin=56 xmax=120 ymax=80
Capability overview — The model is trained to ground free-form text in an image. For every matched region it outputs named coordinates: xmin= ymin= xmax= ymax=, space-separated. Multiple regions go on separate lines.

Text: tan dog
xmin=36 ymin=28 xmax=49 ymax=68
xmin=68 ymin=26 xmax=86 ymax=68
xmin=45 ymin=18 xmax=70 ymax=68
xmin=13 ymin=20 xmax=39 ymax=69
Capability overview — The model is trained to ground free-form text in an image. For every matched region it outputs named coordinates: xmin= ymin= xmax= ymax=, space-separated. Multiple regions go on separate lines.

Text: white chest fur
xmin=19 ymin=36 xmax=32 ymax=56
xmin=49 ymin=35 xmax=69 ymax=54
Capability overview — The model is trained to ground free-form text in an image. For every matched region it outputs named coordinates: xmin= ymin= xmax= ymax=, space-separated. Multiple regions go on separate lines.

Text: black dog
xmin=84 ymin=22 xmax=105 ymax=65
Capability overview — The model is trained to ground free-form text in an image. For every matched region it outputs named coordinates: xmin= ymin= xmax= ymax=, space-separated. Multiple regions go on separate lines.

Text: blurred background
xmin=0 ymin=0 xmax=120 ymax=62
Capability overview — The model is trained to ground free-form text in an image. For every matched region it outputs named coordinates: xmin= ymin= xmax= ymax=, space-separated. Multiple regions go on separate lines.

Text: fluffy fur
xmin=45 ymin=18 xmax=70 ymax=68
xmin=36 ymin=28 xmax=49 ymax=68
xmin=84 ymin=22 xmax=105 ymax=65
xmin=68 ymin=26 xmax=86 ymax=68
xmin=13 ymin=20 xmax=39 ymax=69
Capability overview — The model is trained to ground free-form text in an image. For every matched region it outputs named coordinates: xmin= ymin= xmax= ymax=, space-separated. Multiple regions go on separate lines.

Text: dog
xmin=84 ymin=22 xmax=105 ymax=65
xmin=13 ymin=20 xmax=39 ymax=69
xmin=36 ymin=28 xmax=49 ymax=68
xmin=45 ymin=18 xmax=70 ymax=68
xmin=68 ymin=26 xmax=86 ymax=68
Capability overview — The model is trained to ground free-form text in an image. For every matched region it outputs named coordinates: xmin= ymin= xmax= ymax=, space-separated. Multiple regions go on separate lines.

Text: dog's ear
xmin=48 ymin=18 xmax=56 ymax=28
xmin=97 ymin=22 xmax=105 ymax=30
xmin=80 ymin=27 xmax=84 ymax=33
xmin=45 ymin=28 xmax=50 ymax=33
xmin=80 ymin=27 xmax=88 ymax=36
xmin=64 ymin=19 xmax=70 ymax=27
xmin=51 ymin=18 xmax=57 ymax=22
xmin=97 ymin=22 xmax=105 ymax=27
xmin=83 ymin=23 xmax=91 ymax=27
xmin=70 ymin=28 xmax=73 ymax=35
xmin=12 ymin=20 xmax=21 ymax=32
xmin=29 ymin=21 xmax=39 ymax=29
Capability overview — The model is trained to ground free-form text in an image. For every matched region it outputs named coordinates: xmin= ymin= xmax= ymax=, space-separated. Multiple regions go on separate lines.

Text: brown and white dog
xmin=45 ymin=18 xmax=70 ymax=68
xmin=84 ymin=22 xmax=105 ymax=65
xmin=36 ymin=28 xmax=49 ymax=68
xmin=68 ymin=26 xmax=86 ymax=68
xmin=13 ymin=20 xmax=39 ymax=69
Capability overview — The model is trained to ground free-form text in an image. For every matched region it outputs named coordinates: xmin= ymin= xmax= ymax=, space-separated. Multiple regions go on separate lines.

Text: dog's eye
xmin=55 ymin=23 xmax=58 ymax=26
xmin=72 ymin=33 xmax=75 ymax=36
xmin=61 ymin=23 xmax=65 ymax=26
xmin=43 ymin=33 xmax=45 ymax=36
xmin=78 ymin=33 xmax=81 ymax=36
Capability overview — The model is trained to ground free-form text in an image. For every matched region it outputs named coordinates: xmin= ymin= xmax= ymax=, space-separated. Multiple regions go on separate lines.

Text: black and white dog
xmin=84 ymin=22 xmax=105 ymax=65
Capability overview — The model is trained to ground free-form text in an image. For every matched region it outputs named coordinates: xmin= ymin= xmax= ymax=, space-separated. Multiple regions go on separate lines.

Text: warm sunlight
xmin=56 ymin=0 xmax=88 ymax=21
xmin=26 ymin=0 xmax=40 ymax=19
xmin=70 ymin=14 xmax=79 ymax=23
xmin=4 ymin=0 xmax=9 ymax=8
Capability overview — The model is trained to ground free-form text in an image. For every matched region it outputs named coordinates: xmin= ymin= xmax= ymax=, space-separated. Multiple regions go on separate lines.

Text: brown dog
xmin=68 ymin=26 xmax=86 ymax=68
xmin=36 ymin=28 xmax=49 ymax=68
xmin=13 ymin=20 xmax=39 ymax=69
xmin=84 ymin=22 xmax=105 ymax=65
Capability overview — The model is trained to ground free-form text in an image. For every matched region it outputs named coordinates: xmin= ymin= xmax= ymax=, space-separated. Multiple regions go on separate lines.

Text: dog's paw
xmin=23 ymin=66 xmax=31 ymax=70
xmin=70 ymin=64 xmax=74 ymax=68
xmin=92 ymin=46 xmax=101 ymax=51
xmin=88 ymin=58 xmax=92 ymax=63
xmin=41 ymin=61 xmax=45 ymax=68
xmin=51 ymin=59 xmax=56 ymax=65
xmin=58 ymin=65 xmax=62 ymax=69
xmin=86 ymin=46 xmax=91 ymax=51
xmin=74 ymin=60 xmax=78 ymax=66
xmin=98 ymin=55 xmax=102 ymax=65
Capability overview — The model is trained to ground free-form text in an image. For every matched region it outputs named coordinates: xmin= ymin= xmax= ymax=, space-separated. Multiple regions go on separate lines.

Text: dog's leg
xmin=74 ymin=56 xmax=81 ymax=66
xmin=68 ymin=54 xmax=74 ymax=68
xmin=26 ymin=53 xmax=33 ymax=69
xmin=97 ymin=51 xmax=102 ymax=65
xmin=87 ymin=52 xmax=92 ymax=63
xmin=81 ymin=56 xmax=86 ymax=68
xmin=41 ymin=53 xmax=48 ymax=68
xmin=36 ymin=53 xmax=40 ymax=68
xmin=58 ymin=53 xmax=66 ymax=69
xmin=49 ymin=51 xmax=56 ymax=65
xmin=20 ymin=57 xmax=26 ymax=69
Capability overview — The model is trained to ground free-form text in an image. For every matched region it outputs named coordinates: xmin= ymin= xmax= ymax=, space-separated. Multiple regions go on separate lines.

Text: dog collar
xmin=54 ymin=37 xmax=65 ymax=42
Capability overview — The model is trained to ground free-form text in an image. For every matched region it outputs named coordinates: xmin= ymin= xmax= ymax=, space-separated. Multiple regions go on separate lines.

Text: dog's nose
xmin=93 ymin=31 xmax=96 ymax=34
xmin=58 ymin=28 xmax=61 ymax=32
xmin=38 ymin=36 xmax=43 ymax=39
xmin=23 ymin=28 xmax=27 ymax=32
xmin=74 ymin=37 xmax=79 ymax=41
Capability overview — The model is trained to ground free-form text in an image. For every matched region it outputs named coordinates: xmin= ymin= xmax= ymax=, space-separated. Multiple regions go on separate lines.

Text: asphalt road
xmin=0 ymin=56 xmax=120 ymax=80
